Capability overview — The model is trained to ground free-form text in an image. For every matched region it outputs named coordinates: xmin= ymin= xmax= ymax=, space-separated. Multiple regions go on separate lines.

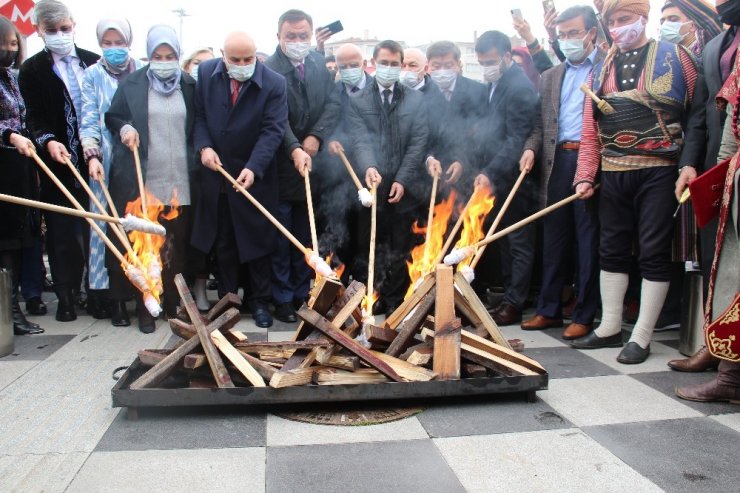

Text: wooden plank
xmin=258 ymin=349 xmax=295 ymax=360
xmin=362 ymin=324 xmax=398 ymax=346
xmin=406 ymin=345 xmax=433 ymax=366
xmin=461 ymin=329 xmax=545 ymax=374
xmin=433 ymin=265 xmax=460 ymax=380
xmin=462 ymin=363 xmax=488 ymax=378
xmin=325 ymin=355 xmax=360 ymax=371
xmin=210 ymin=331 xmax=266 ymax=387
xmin=226 ymin=329 xmax=248 ymax=343
xmin=175 ymin=274 xmax=234 ymax=388
xmin=129 ymin=308 xmax=241 ymax=390
xmin=237 ymin=350 xmax=278 ymax=381
xmin=314 ymin=281 xmax=366 ymax=364
xmin=399 ymin=342 xmax=430 ymax=361
xmin=385 ymin=287 xmax=436 ymax=357
xmin=454 ymin=272 xmax=511 ymax=349
xmin=313 ymin=368 xmax=389 ymax=385
xmin=183 ymin=353 xmax=207 ymax=369
xmin=137 ymin=349 xmax=172 ymax=367
xmin=234 ymin=340 xmax=329 ymax=353
xmin=384 ymin=273 xmax=436 ymax=329
xmin=169 ymin=311 xmax=241 ymax=340
xmin=370 ymin=351 xmax=437 ymax=381
xmin=206 ymin=292 xmax=241 ymax=321
xmin=297 ymin=306 xmax=404 ymax=382
xmin=269 ymin=368 xmax=315 ymax=388
xmin=292 ymin=276 xmax=343 ymax=341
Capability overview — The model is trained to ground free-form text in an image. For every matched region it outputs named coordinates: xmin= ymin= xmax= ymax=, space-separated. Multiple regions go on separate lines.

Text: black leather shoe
xmin=13 ymin=300 xmax=44 ymax=335
xmin=617 ymin=342 xmax=650 ymax=364
xmin=137 ymin=301 xmax=156 ymax=334
xmin=26 ymin=296 xmax=47 ymax=316
xmin=111 ymin=301 xmax=131 ymax=327
xmin=87 ymin=294 xmax=111 ymax=320
xmin=55 ymin=291 xmax=77 ymax=322
xmin=570 ymin=331 xmax=623 ymax=349
xmin=253 ymin=307 xmax=273 ymax=328
xmin=274 ymin=302 xmax=297 ymax=323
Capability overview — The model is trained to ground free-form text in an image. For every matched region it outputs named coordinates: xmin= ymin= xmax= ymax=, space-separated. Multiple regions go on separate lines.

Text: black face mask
xmin=717 ymin=1 xmax=740 ymax=27
xmin=0 ymin=49 xmax=18 ymax=68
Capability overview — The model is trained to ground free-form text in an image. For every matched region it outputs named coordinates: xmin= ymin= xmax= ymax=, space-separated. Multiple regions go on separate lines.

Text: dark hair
xmin=278 ymin=9 xmax=313 ymax=33
xmin=555 ymin=5 xmax=598 ymax=30
xmin=426 ymin=40 xmax=461 ymax=61
xmin=325 ymin=54 xmax=336 ymax=63
xmin=373 ymin=39 xmax=404 ymax=62
xmin=0 ymin=16 xmax=24 ymax=65
xmin=661 ymin=2 xmax=676 ymax=12
xmin=474 ymin=31 xmax=510 ymax=55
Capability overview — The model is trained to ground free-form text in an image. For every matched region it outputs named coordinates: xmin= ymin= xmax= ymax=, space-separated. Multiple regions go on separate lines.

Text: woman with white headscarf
xmin=80 ymin=17 xmax=142 ymax=324
xmin=105 ymin=25 xmax=198 ymax=333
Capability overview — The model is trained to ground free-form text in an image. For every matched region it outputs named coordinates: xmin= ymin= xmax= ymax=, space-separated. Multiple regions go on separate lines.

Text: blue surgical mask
xmin=228 ymin=62 xmax=255 ymax=82
xmin=375 ymin=65 xmax=401 ymax=87
xmin=660 ymin=21 xmax=689 ymax=44
xmin=44 ymin=31 xmax=74 ymax=56
xmin=339 ymin=67 xmax=363 ymax=87
xmin=189 ymin=66 xmax=199 ymax=81
xmin=103 ymin=47 xmax=129 ymax=67
xmin=149 ymin=60 xmax=179 ymax=80
xmin=559 ymin=35 xmax=589 ymax=63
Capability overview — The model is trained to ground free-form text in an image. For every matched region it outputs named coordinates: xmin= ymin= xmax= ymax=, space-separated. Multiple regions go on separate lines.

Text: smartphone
xmin=321 ymin=20 xmax=344 ymax=35
xmin=511 ymin=9 xmax=523 ymax=21
xmin=542 ymin=0 xmax=555 ymax=12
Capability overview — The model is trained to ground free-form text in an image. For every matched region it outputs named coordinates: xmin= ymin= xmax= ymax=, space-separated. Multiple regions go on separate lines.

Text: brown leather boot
xmin=675 ymin=360 xmax=740 ymax=404
xmin=667 ymin=346 xmax=719 ymax=372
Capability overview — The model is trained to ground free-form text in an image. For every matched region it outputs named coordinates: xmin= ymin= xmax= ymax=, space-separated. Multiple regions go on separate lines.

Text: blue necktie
xmin=62 ymin=55 xmax=82 ymax=119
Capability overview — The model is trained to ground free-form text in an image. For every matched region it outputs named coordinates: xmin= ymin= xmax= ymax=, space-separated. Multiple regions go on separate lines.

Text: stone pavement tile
xmin=522 ymin=347 xmax=620 ymax=379
xmin=711 ymin=413 xmax=740 ymax=432
xmin=234 ymin=318 xmax=266 ymax=333
xmin=267 ymin=331 xmax=295 ymax=342
xmin=0 ymin=452 xmax=88 ymax=492
xmin=266 ymin=412 xmax=428 ymax=446
xmin=46 ymin=318 xmax=169 ymax=362
xmin=631 ymin=371 xmax=740 ymax=415
xmin=417 ymin=394 xmax=572 ymax=437
xmin=574 ymin=341 xmax=682 ymax=374
xmin=652 ymin=329 xmax=680 ymax=341
xmin=68 ymin=447 xmax=265 ymax=492
xmin=25 ymin=312 xmax=96 ymax=337
xmin=266 ymin=439 xmax=464 ymax=493
xmin=96 ymin=406 xmax=267 ymax=451
xmin=0 ymin=359 xmax=126 ymax=454
xmin=0 ymin=360 xmax=37 ymax=391
xmin=434 ymin=429 xmax=661 ymax=493
xmin=500 ymin=324 xmax=568 ymax=348
xmin=540 ymin=375 xmax=703 ymax=427
xmin=0 ymin=334 xmax=74 ymax=361
xmin=584 ymin=417 xmax=740 ymax=492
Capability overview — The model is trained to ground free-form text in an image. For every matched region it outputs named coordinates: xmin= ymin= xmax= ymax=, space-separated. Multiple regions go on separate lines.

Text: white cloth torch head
xmin=358 ymin=188 xmax=373 ymax=208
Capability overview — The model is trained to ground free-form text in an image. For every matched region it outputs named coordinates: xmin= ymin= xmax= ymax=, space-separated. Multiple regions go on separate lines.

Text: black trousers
xmin=537 ymin=148 xmax=600 ymax=324
xmin=45 ymin=194 xmax=88 ymax=296
xmin=214 ymin=194 xmax=271 ymax=306
xmin=599 ymin=167 xmax=676 ymax=282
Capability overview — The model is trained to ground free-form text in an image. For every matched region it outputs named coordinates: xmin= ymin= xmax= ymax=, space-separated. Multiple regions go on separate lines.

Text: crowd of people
xmin=0 ymin=0 xmax=738 ymax=403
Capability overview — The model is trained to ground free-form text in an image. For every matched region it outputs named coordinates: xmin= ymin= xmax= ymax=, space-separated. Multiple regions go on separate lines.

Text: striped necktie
xmin=61 ymin=55 xmax=83 ymax=120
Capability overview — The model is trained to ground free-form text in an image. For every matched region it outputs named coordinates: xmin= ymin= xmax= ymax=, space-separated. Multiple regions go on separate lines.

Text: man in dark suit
xmin=423 ymin=40 xmax=488 ymax=190
xmin=519 ymin=6 xmax=603 ymax=340
xmin=264 ymin=9 xmax=340 ymax=323
xmin=671 ymin=0 xmax=736 ymax=371
xmin=347 ymin=39 xmax=429 ymax=313
xmin=19 ymin=0 xmax=99 ymax=322
xmin=472 ymin=30 xmax=539 ymax=326
xmin=192 ymin=32 xmax=288 ymax=329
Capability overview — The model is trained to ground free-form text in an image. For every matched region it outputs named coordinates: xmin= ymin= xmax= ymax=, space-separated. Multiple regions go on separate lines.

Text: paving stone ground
xmin=1 ymin=291 xmax=738 ymax=492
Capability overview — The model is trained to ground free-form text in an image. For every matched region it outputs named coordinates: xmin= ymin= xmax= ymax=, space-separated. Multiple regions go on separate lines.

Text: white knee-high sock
xmin=629 ymin=279 xmax=670 ymax=349
xmin=594 ymin=271 xmax=629 ymax=338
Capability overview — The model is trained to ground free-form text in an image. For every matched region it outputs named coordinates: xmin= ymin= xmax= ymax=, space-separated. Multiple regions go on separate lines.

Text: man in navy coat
xmin=191 ymin=31 xmax=288 ymax=328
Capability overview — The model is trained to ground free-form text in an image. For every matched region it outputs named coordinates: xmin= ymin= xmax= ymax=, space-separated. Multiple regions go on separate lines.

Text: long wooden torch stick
xmin=337 ymin=149 xmax=364 ymax=190
xmin=424 ymin=172 xmax=440 ymax=257
xmin=434 ymin=189 xmax=478 ymax=266
xmin=304 ymin=171 xmax=319 ymax=253
xmin=367 ymin=184 xmax=377 ymax=309
xmin=132 ymin=146 xmax=148 ymax=212
xmin=470 ymin=169 xmax=527 ymax=269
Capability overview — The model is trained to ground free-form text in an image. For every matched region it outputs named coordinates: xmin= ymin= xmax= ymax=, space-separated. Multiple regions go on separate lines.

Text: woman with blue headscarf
xmin=105 ymin=25 xmax=198 ymax=333
xmin=80 ymin=17 xmax=142 ymax=323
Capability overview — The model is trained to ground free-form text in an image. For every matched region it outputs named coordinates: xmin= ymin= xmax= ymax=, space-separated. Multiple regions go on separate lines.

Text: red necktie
xmin=230 ymin=79 xmax=241 ymax=106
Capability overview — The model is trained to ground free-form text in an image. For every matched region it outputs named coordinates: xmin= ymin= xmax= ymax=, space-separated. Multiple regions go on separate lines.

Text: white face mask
xmin=228 ymin=62 xmax=256 ymax=82
xmin=284 ymin=42 xmax=310 ymax=61
xmin=149 ymin=60 xmax=179 ymax=80
xmin=610 ymin=16 xmax=646 ymax=50
xmin=483 ymin=63 xmax=503 ymax=83
xmin=189 ymin=66 xmax=199 ymax=81
xmin=400 ymin=69 xmax=422 ymax=88
xmin=430 ymin=69 xmax=457 ymax=90
xmin=559 ymin=34 xmax=590 ymax=63
xmin=375 ymin=65 xmax=401 ymax=87
xmin=44 ymin=31 xmax=74 ymax=56
xmin=659 ymin=21 xmax=689 ymax=45
xmin=339 ymin=67 xmax=363 ymax=87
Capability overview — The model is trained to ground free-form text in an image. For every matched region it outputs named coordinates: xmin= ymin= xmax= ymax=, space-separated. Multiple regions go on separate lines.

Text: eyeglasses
xmin=557 ymin=29 xmax=588 ymax=40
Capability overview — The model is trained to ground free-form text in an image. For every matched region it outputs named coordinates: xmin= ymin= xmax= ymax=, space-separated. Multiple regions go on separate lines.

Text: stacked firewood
xmin=130 ymin=268 xmax=545 ymax=391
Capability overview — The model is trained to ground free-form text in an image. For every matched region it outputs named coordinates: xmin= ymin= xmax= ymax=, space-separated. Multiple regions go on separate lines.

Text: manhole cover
xmin=274 ymin=406 xmax=424 ymax=426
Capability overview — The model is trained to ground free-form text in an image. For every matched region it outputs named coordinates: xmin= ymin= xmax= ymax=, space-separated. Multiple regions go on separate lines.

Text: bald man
xmin=191 ymin=31 xmax=289 ymax=328
xmin=400 ymin=48 xmax=431 ymax=91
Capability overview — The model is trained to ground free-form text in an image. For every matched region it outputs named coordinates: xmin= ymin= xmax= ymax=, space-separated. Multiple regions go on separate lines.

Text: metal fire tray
xmin=112 ymin=357 xmax=548 ymax=418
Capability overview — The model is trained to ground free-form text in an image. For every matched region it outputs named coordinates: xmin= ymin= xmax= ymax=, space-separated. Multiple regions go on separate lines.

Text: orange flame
xmin=361 ymin=290 xmax=379 ymax=321
xmin=325 ymin=252 xmax=346 ymax=280
xmin=404 ymin=191 xmax=457 ymax=299
xmin=454 ymin=186 xmax=495 ymax=270
xmin=123 ymin=189 xmax=180 ymax=301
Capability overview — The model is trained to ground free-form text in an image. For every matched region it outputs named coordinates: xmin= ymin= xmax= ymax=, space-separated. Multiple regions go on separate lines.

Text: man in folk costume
xmin=571 ymin=0 xmax=699 ymax=364
xmin=676 ymin=58 xmax=740 ymax=403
